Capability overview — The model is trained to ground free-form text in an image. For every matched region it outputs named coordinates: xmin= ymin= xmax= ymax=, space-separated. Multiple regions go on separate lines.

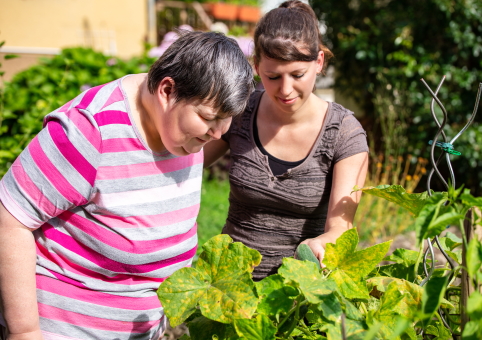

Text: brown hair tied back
xmin=254 ymin=0 xmax=333 ymax=71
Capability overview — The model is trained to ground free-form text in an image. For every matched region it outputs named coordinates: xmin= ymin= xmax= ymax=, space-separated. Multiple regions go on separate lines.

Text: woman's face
xmin=255 ymin=51 xmax=324 ymax=114
xmin=160 ymin=99 xmax=232 ymax=156
xmin=154 ymin=78 xmax=232 ymax=156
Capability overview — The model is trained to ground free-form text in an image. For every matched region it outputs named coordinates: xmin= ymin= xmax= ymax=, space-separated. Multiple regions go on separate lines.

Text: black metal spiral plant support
xmin=419 ymin=77 xmax=482 ymax=335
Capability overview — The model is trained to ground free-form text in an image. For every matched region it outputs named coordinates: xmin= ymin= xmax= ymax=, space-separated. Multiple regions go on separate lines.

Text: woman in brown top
xmin=204 ymin=0 xmax=369 ymax=280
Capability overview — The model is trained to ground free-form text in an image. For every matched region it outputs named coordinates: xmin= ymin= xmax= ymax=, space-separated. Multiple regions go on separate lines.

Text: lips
xmin=278 ymin=97 xmax=297 ymax=104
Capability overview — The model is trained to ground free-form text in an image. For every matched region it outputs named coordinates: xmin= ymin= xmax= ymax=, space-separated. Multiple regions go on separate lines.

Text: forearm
xmin=0 ymin=205 xmax=40 ymax=336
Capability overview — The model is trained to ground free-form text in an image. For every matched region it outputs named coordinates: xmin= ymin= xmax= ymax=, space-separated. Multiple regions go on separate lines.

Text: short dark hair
xmin=254 ymin=0 xmax=333 ymax=70
xmin=148 ymin=31 xmax=254 ymax=117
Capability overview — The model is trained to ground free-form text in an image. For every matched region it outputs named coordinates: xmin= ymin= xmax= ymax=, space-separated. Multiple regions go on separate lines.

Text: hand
xmin=300 ymin=238 xmax=326 ymax=268
xmin=7 ymin=329 xmax=44 ymax=340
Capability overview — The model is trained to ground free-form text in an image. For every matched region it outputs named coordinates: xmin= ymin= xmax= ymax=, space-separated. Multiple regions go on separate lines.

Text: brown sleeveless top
xmin=221 ymin=91 xmax=368 ymax=280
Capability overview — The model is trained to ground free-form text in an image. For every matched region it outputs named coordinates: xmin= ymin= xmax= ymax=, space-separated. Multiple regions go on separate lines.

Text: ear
xmin=316 ymin=51 xmax=325 ymax=74
xmin=157 ymin=77 xmax=176 ymax=109
xmin=253 ymin=56 xmax=260 ymax=76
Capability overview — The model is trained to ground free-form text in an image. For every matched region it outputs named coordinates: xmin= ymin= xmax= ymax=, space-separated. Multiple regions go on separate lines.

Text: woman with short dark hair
xmin=204 ymin=1 xmax=369 ymax=281
xmin=0 ymin=31 xmax=253 ymax=340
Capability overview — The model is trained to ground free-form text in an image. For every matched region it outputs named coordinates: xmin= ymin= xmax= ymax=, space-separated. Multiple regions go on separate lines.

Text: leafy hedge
xmin=0 ymin=47 xmax=156 ymax=176
xmin=312 ymin=0 xmax=482 ymax=193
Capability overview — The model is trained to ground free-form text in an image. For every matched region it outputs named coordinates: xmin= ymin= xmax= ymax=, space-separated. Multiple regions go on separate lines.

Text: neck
xmin=128 ymin=74 xmax=166 ymax=153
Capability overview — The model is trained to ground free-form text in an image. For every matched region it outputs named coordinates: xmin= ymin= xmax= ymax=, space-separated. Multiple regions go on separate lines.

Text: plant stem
xmin=284 ymin=297 xmax=306 ymax=338
xmin=278 ymin=296 xmax=304 ymax=330
xmin=413 ymin=241 xmax=425 ymax=282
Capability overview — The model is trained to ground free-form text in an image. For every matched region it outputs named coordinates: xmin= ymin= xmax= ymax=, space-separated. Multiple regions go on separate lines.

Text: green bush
xmin=0 ymin=47 xmax=156 ymax=176
xmin=312 ymin=0 xmax=482 ymax=193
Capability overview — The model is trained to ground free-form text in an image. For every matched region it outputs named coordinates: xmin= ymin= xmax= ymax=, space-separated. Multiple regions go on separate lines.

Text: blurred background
xmin=0 ymin=0 xmax=481 ymax=250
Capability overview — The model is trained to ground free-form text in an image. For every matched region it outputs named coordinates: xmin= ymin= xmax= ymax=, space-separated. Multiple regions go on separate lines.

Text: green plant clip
xmin=428 ymin=140 xmax=461 ymax=156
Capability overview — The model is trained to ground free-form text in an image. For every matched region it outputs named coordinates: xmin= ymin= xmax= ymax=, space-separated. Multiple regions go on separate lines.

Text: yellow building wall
xmin=0 ymin=0 xmax=152 ymax=81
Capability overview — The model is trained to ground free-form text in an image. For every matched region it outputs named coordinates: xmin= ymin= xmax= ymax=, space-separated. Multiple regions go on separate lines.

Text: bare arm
xmin=203 ymin=139 xmax=230 ymax=168
xmin=0 ymin=202 xmax=43 ymax=340
xmin=301 ymin=151 xmax=369 ymax=264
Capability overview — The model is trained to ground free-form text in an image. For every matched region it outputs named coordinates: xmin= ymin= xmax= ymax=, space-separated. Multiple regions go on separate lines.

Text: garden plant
xmin=157 ymin=184 xmax=482 ymax=339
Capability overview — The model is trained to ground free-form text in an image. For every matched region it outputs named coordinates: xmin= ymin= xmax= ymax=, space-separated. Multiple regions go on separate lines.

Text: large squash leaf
xmin=233 ymin=314 xmax=277 ymax=340
xmin=157 ymin=234 xmax=261 ymax=326
xmin=278 ymin=257 xmax=336 ymax=304
xmin=255 ymin=274 xmax=298 ymax=319
xmin=354 ymin=184 xmax=434 ymax=215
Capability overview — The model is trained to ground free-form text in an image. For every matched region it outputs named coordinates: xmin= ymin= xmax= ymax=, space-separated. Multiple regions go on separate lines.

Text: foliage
xmin=354 ymin=154 xmax=428 ymax=243
xmin=0 ymin=47 xmax=156 ymax=176
xmin=159 ymin=184 xmax=482 ymax=339
xmin=311 ymin=0 xmax=482 ymax=193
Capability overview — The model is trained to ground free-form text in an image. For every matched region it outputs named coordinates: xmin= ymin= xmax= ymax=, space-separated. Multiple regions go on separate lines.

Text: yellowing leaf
xmin=157 ymin=267 xmax=209 ymax=327
xmin=331 ymin=269 xmax=369 ymax=301
xmin=324 ymin=229 xmax=392 ymax=280
xmin=157 ymin=234 xmax=261 ymax=325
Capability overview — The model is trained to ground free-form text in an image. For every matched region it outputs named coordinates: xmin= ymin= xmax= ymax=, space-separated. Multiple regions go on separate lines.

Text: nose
xmin=279 ymin=76 xmax=293 ymax=97
xmin=207 ymin=117 xmax=232 ymax=140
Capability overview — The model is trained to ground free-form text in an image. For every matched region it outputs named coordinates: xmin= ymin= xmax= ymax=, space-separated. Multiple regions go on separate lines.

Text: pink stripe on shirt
xmin=59 ymin=211 xmax=197 ymax=254
xmin=96 ymin=151 xmax=203 ymax=180
xmin=9 ymin=157 xmax=61 ymax=218
xmin=43 ymin=225 xmax=197 ymax=273
xmin=102 ymin=138 xmax=145 ymax=153
xmin=36 ymin=243 xmax=166 ymax=287
xmin=38 ymin=303 xmax=161 ymax=333
xmin=36 ymin=274 xmax=162 ymax=310
xmin=28 ymin=137 xmax=86 ymax=207
xmin=100 ymin=86 xmax=125 ymax=110
xmin=76 ymin=84 xmax=105 ymax=110
xmin=48 ymin=121 xmax=97 ymax=186
xmin=94 ymin=204 xmax=200 ymax=229
xmin=94 ymin=110 xmax=132 ymax=126
xmin=64 ymin=107 xmax=102 ymax=152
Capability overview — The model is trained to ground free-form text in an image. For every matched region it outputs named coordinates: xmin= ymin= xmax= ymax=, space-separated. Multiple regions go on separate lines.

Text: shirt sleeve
xmin=333 ymin=113 xmax=369 ymax=163
xmin=0 ymin=106 xmax=102 ymax=229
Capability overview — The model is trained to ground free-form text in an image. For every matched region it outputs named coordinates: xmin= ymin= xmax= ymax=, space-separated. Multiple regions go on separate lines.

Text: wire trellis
xmin=419 ymin=77 xmax=482 ymax=335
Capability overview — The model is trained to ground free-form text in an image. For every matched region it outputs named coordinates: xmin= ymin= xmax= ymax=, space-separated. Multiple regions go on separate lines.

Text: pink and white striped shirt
xmin=0 ymin=77 xmax=203 ymax=339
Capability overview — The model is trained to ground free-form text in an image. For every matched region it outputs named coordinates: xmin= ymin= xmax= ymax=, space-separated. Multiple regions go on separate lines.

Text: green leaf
xmin=255 ymin=274 xmax=298 ymax=319
xmin=324 ymin=228 xmax=392 ymax=279
xmin=310 ymin=292 xmax=343 ymax=323
xmin=421 ymin=276 xmax=449 ymax=320
xmin=188 ymin=316 xmax=239 ymax=340
xmin=443 ymin=231 xmax=463 ymax=249
xmin=367 ymin=276 xmax=453 ymax=310
xmin=376 ymin=263 xmax=417 ymax=281
xmin=234 ymin=314 xmax=277 ymax=340
xmin=467 ymin=291 xmax=482 ymax=320
xmin=355 ymin=185 xmax=433 ymax=215
xmin=460 ymin=190 xmax=482 ymax=208
xmin=318 ymin=318 xmax=367 ymax=340
xmin=414 ymin=196 xmax=463 ymax=246
xmin=466 ymin=237 xmax=482 ymax=278
xmin=461 ymin=320 xmax=482 ymax=340
xmin=376 ymin=281 xmax=420 ymax=320
xmin=425 ymin=322 xmax=453 ymax=340
xmin=157 ymin=234 xmax=261 ymax=325
xmin=278 ymin=257 xmax=336 ymax=303
xmin=383 ymin=248 xmax=420 ymax=266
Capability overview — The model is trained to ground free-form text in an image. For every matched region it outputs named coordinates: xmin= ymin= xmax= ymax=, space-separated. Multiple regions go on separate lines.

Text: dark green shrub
xmin=0 ymin=47 xmax=156 ymax=176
